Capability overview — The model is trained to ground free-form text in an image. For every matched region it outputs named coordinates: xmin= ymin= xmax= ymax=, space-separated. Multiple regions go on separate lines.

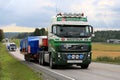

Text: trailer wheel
xmin=81 ymin=64 xmax=89 ymax=69
xmin=24 ymin=54 xmax=27 ymax=61
xmin=27 ymin=54 xmax=31 ymax=62
xmin=50 ymin=55 xmax=55 ymax=69
xmin=24 ymin=54 xmax=29 ymax=61
xmin=25 ymin=54 xmax=31 ymax=62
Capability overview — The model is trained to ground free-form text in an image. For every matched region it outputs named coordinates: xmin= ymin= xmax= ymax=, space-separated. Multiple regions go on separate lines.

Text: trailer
xmin=20 ymin=36 xmax=47 ymax=61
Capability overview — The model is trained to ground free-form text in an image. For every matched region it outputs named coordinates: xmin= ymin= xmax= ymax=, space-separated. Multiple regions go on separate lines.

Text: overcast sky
xmin=0 ymin=0 xmax=120 ymax=32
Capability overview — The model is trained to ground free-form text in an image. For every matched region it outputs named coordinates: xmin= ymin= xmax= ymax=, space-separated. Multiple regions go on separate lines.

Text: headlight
xmin=72 ymin=55 xmax=76 ymax=59
xmin=79 ymin=54 xmax=84 ymax=59
xmin=76 ymin=55 xmax=79 ymax=59
xmin=58 ymin=53 xmax=61 ymax=58
xmin=88 ymin=52 xmax=91 ymax=58
xmin=67 ymin=54 xmax=72 ymax=59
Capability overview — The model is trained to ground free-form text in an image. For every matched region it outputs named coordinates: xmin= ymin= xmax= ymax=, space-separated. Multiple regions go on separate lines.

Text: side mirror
xmin=90 ymin=26 xmax=93 ymax=34
xmin=92 ymin=34 xmax=95 ymax=37
xmin=89 ymin=26 xmax=95 ymax=37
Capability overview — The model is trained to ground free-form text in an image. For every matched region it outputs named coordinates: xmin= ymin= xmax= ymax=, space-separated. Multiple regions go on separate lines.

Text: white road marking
xmin=35 ymin=64 xmax=76 ymax=80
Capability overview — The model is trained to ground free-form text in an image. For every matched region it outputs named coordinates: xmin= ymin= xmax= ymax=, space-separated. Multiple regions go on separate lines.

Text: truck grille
xmin=61 ymin=44 xmax=89 ymax=51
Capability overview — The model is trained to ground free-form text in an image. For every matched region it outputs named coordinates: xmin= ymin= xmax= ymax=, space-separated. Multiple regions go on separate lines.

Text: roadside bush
xmin=114 ymin=56 xmax=120 ymax=63
xmin=0 ymin=29 xmax=4 ymax=42
xmin=94 ymin=56 xmax=120 ymax=64
xmin=96 ymin=56 xmax=113 ymax=62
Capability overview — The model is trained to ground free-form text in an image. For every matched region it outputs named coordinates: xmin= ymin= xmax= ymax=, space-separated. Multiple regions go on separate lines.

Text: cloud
xmin=0 ymin=0 xmax=120 ymax=31
xmin=0 ymin=24 xmax=35 ymax=32
xmin=69 ymin=0 xmax=120 ymax=30
xmin=0 ymin=0 xmax=10 ymax=8
xmin=4 ymin=0 xmax=55 ymax=16
xmin=0 ymin=0 xmax=56 ymax=27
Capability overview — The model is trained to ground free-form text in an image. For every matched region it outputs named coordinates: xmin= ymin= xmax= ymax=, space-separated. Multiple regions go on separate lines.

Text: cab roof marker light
xmin=57 ymin=13 xmax=85 ymax=17
xmin=81 ymin=13 xmax=84 ymax=16
xmin=57 ymin=12 xmax=62 ymax=16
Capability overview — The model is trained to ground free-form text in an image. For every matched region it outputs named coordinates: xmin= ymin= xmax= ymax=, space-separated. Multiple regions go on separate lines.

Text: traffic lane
xmin=25 ymin=62 xmax=75 ymax=80
xmin=91 ymin=62 xmax=120 ymax=73
xmin=23 ymin=62 xmax=120 ymax=80
xmin=9 ymin=48 xmax=24 ymax=60
xmin=51 ymin=63 xmax=120 ymax=80
xmin=9 ymin=49 xmax=120 ymax=80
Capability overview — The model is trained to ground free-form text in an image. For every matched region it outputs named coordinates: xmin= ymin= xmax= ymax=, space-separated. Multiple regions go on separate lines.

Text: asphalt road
xmin=9 ymin=48 xmax=120 ymax=80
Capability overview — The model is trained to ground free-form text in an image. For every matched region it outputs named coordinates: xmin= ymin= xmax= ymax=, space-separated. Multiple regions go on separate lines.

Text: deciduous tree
xmin=0 ymin=29 xmax=4 ymax=42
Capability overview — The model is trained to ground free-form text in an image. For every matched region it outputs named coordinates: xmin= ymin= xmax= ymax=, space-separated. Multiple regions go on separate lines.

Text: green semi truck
xmin=38 ymin=13 xmax=93 ymax=69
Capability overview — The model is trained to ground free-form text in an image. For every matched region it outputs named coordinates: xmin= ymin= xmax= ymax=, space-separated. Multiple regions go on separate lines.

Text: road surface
xmin=9 ymin=48 xmax=120 ymax=80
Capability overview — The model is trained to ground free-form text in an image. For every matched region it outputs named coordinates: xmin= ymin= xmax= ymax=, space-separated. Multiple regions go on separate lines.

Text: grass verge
xmin=11 ymin=39 xmax=20 ymax=47
xmin=0 ymin=43 xmax=42 ymax=80
xmin=93 ymin=56 xmax=120 ymax=64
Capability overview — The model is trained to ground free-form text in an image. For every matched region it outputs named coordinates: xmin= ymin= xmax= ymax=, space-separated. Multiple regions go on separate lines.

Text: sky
xmin=0 ymin=0 xmax=120 ymax=32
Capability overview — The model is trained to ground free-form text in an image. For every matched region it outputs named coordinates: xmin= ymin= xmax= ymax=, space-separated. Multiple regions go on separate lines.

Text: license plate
xmin=67 ymin=60 xmax=83 ymax=63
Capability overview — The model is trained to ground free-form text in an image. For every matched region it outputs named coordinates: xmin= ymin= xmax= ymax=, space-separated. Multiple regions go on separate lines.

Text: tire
xmin=49 ymin=55 xmax=55 ymax=69
xmin=41 ymin=52 xmax=46 ymax=66
xmin=81 ymin=64 xmax=89 ymax=69
xmin=24 ymin=54 xmax=27 ymax=61
xmin=24 ymin=54 xmax=29 ymax=61
xmin=38 ymin=54 xmax=42 ymax=65
xmin=25 ymin=54 xmax=30 ymax=62
xmin=27 ymin=54 xmax=31 ymax=62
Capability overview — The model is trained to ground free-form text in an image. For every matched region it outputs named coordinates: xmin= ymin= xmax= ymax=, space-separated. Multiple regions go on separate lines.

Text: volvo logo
xmin=64 ymin=44 xmax=71 ymax=49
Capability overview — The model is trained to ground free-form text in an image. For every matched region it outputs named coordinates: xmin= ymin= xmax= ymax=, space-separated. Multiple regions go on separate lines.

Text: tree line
xmin=92 ymin=30 xmax=120 ymax=42
xmin=0 ymin=29 xmax=4 ymax=42
xmin=15 ymin=28 xmax=47 ymax=39
xmin=16 ymin=29 xmax=120 ymax=42
xmin=1 ymin=27 xmax=120 ymax=42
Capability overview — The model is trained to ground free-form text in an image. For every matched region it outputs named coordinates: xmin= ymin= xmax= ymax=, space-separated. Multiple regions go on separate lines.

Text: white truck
xmin=39 ymin=13 xmax=94 ymax=69
xmin=7 ymin=42 xmax=16 ymax=51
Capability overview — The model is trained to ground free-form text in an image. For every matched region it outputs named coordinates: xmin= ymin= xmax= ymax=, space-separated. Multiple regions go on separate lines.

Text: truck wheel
xmin=50 ymin=55 xmax=55 ymax=69
xmin=41 ymin=53 xmax=44 ymax=65
xmin=81 ymin=64 xmax=89 ymax=69
xmin=25 ymin=54 xmax=30 ymax=62
xmin=41 ymin=52 xmax=46 ymax=66
xmin=24 ymin=54 xmax=29 ymax=61
xmin=27 ymin=54 xmax=31 ymax=62
xmin=38 ymin=54 xmax=42 ymax=65
xmin=24 ymin=55 xmax=27 ymax=61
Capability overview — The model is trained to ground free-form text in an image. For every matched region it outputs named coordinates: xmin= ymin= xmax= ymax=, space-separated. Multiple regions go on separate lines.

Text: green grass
xmin=11 ymin=39 xmax=20 ymax=47
xmin=0 ymin=43 xmax=42 ymax=80
xmin=93 ymin=56 xmax=120 ymax=64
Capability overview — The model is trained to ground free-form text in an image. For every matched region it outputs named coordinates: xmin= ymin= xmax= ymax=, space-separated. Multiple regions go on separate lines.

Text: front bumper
xmin=52 ymin=52 xmax=92 ymax=66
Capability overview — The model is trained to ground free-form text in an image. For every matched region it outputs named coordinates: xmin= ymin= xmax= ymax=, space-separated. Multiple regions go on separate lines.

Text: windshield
xmin=52 ymin=25 xmax=91 ymax=38
xmin=10 ymin=44 xmax=16 ymax=46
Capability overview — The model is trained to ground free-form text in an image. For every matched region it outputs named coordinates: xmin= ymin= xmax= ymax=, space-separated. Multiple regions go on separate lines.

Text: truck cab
xmin=42 ymin=13 xmax=93 ymax=69
xmin=19 ymin=13 xmax=93 ymax=69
